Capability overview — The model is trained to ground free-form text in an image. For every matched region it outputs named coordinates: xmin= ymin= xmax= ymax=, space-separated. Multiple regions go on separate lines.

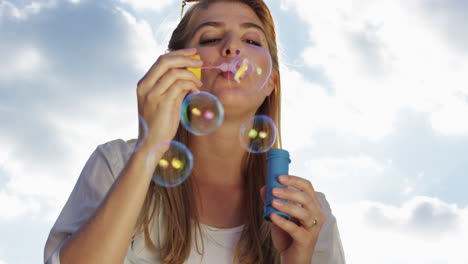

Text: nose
xmin=222 ymin=36 xmax=241 ymax=57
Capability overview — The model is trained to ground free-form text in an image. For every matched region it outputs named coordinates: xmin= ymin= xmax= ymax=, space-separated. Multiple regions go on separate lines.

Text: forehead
xmin=193 ymin=2 xmax=263 ymax=27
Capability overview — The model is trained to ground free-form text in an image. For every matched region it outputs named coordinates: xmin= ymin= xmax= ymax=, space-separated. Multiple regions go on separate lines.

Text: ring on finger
xmin=305 ymin=217 xmax=318 ymax=229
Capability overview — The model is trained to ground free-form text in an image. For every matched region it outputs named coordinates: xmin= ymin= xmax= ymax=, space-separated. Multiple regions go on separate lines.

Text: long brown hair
xmin=134 ymin=0 xmax=282 ymax=263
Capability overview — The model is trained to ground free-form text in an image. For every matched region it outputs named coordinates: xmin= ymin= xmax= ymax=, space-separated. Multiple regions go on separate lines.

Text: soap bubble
xmin=146 ymin=141 xmax=193 ymax=187
xmin=239 ymin=115 xmax=277 ymax=153
xmin=199 ymin=45 xmax=272 ymax=95
xmin=180 ymin=91 xmax=224 ymax=136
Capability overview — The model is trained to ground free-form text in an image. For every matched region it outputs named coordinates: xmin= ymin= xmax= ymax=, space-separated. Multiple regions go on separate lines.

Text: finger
xmin=140 ymin=68 xmax=201 ymax=109
xmin=139 ymin=56 xmax=202 ymax=98
xmin=138 ymin=48 xmax=198 ymax=87
xmin=270 ymin=213 xmax=305 ymax=243
xmin=158 ymin=79 xmax=199 ymax=106
xmin=173 ymin=85 xmax=198 ymax=112
xmin=260 ymin=185 xmax=266 ymax=204
xmin=144 ymin=79 xmax=198 ymax=116
xmin=155 ymin=68 xmax=202 ymax=98
xmin=138 ymin=49 xmax=202 ymax=94
xmin=272 ymin=199 xmax=315 ymax=229
xmin=272 ymin=187 xmax=315 ymax=210
xmin=278 ymin=175 xmax=322 ymax=209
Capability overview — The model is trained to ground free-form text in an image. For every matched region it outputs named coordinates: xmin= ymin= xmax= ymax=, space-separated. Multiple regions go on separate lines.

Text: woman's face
xmin=186 ymin=2 xmax=274 ymax=118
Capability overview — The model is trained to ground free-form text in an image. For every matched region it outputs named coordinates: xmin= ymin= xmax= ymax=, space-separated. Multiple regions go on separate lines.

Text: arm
xmin=58 ymin=144 xmax=159 ymax=264
xmin=46 ymin=47 xmax=202 ymax=264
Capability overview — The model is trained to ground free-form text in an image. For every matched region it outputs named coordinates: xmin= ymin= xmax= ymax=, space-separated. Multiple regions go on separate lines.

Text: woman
xmin=44 ymin=0 xmax=345 ymax=263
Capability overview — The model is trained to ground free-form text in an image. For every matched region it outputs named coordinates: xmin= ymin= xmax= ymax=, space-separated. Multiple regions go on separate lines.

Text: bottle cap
xmin=266 ymin=148 xmax=290 ymax=163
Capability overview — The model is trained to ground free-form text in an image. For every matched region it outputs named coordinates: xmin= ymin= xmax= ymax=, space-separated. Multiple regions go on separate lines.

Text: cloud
xmin=0 ymin=190 xmax=41 ymax=221
xmin=0 ymin=47 xmax=43 ymax=80
xmin=430 ymin=95 xmax=468 ymax=136
xmin=417 ymin=0 xmax=468 ymax=54
xmin=0 ymin=6 xmax=156 ymax=263
xmin=0 ymin=0 xmax=58 ymax=20
xmin=279 ymin=0 xmax=468 ymax=138
xmin=115 ymin=6 xmax=172 ymax=73
xmin=0 ymin=0 xmax=165 ymax=221
xmin=280 ymin=65 xmax=397 ymax=149
xmin=287 ymin=105 xmax=468 ymax=206
xmin=117 ymin=0 xmax=173 ymax=12
xmin=306 ymin=155 xmax=385 ymax=179
xmin=364 ymin=196 xmax=461 ymax=238
xmin=334 ymin=197 xmax=468 ymax=264
xmin=1 ymin=1 xmax=467 ymax=263
xmin=300 ymin=154 xmax=389 ymax=202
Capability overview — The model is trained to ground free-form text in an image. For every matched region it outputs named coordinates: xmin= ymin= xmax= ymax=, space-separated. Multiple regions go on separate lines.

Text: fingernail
xmin=193 ymin=59 xmax=203 ymax=65
xmin=273 ymin=199 xmax=283 ymax=207
xmin=279 ymin=175 xmax=288 ymax=182
xmin=273 ymin=188 xmax=283 ymax=195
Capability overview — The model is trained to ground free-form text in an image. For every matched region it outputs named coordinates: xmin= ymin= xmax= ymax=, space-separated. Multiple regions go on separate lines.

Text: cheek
xmin=196 ymin=46 xmax=217 ymax=62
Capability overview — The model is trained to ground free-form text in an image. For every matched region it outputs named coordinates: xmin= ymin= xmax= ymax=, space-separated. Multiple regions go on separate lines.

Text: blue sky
xmin=1 ymin=0 xmax=467 ymax=263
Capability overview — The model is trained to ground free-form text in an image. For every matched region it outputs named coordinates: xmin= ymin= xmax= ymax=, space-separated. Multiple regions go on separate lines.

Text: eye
xmin=246 ymin=39 xmax=262 ymax=47
xmin=199 ymin=38 xmax=221 ymax=45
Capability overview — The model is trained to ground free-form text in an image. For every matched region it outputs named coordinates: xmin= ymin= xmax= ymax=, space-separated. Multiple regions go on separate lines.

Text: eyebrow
xmin=191 ymin=21 xmax=266 ymax=38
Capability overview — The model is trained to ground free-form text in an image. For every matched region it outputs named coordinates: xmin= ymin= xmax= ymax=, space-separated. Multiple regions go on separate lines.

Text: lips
xmin=221 ymin=71 xmax=234 ymax=80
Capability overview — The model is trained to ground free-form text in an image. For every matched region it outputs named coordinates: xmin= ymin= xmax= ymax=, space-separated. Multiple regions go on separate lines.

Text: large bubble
xmin=199 ymin=45 xmax=272 ymax=95
xmin=180 ymin=91 xmax=224 ymax=136
xmin=239 ymin=115 xmax=277 ymax=153
xmin=146 ymin=141 xmax=193 ymax=187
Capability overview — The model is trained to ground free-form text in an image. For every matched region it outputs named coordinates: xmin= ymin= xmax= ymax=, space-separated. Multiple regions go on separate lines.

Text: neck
xmin=189 ymin=119 xmax=250 ymax=228
xmin=189 ymin=118 xmax=247 ymax=188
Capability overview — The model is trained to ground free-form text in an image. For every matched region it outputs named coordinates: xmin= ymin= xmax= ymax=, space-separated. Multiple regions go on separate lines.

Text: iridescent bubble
xmin=146 ymin=141 xmax=193 ymax=187
xmin=239 ymin=115 xmax=277 ymax=153
xmin=180 ymin=91 xmax=224 ymax=136
xmin=198 ymin=45 xmax=272 ymax=95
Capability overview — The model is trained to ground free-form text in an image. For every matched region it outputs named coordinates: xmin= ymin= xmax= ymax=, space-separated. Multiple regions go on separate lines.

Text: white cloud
xmin=334 ymin=196 xmax=468 ymax=264
xmin=117 ymin=0 xmax=172 ymax=13
xmin=364 ymin=196 xmax=462 ymax=237
xmin=430 ymin=95 xmax=468 ymax=136
xmin=280 ymin=0 xmax=468 ymax=138
xmin=0 ymin=1 xmax=168 ymax=224
xmin=302 ymin=155 xmax=388 ymax=202
xmin=115 ymin=6 xmax=173 ymax=73
xmin=0 ymin=47 xmax=44 ymax=80
xmin=306 ymin=155 xmax=385 ymax=179
xmin=280 ymin=65 xmax=394 ymax=151
xmin=0 ymin=259 xmax=9 ymax=264
xmin=0 ymin=190 xmax=41 ymax=221
xmin=0 ymin=0 xmax=58 ymax=20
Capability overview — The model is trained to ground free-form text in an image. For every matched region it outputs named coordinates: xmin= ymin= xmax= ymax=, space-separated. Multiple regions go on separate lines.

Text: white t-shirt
xmin=44 ymin=139 xmax=346 ymax=263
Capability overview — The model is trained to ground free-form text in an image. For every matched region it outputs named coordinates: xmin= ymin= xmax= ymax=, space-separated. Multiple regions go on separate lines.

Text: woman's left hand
xmin=260 ymin=175 xmax=325 ymax=264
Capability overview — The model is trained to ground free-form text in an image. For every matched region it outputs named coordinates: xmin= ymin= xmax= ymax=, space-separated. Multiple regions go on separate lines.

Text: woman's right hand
xmin=136 ymin=48 xmax=203 ymax=152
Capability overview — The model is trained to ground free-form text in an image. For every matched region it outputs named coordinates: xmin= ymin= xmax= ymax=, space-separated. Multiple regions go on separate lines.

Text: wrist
xmin=280 ymin=253 xmax=312 ymax=264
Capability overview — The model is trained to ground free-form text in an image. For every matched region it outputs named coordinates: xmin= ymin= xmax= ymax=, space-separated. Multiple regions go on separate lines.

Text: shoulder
xmin=77 ymin=138 xmax=137 ymax=187
xmin=91 ymin=138 xmax=137 ymax=174
xmin=96 ymin=138 xmax=136 ymax=160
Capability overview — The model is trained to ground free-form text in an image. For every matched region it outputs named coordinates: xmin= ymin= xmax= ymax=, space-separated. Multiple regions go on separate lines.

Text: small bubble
xmin=181 ymin=92 xmax=224 ymax=136
xmin=239 ymin=115 xmax=277 ymax=153
xmin=147 ymin=141 xmax=193 ymax=187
